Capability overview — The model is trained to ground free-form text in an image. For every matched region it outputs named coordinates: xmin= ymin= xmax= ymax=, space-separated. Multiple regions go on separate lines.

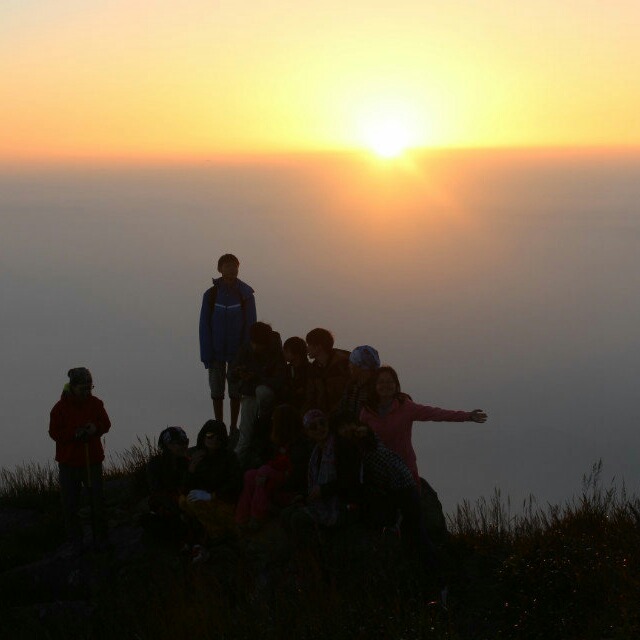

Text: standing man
xmin=199 ymin=253 xmax=257 ymax=436
xmin=49 ymin=367 xmax=111 ymax=553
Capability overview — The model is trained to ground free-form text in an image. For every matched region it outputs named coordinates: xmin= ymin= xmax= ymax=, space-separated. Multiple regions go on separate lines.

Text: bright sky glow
xmin=1 ymin=1 xmax=639 ymax=160
xmin=360 ymin=115 xmax=412 ymax=158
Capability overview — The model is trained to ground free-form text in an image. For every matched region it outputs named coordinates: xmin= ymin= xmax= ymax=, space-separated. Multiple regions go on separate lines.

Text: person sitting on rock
xmin=145 ymin=426 xmax=191 ymax=547
xmin=235 ymin=404 xmax=305 ymax=529
xmin=180 ymin=419 xmax=242 ymax=561
xmin=281 ymin=409 xmax=360 ymax=549
xmin=331 ymin=411 xmax=439 ymax=572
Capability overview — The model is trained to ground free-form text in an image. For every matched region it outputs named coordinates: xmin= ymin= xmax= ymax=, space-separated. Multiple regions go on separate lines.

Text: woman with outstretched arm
xmin=359 ymin=366 xmax=487 ymax=488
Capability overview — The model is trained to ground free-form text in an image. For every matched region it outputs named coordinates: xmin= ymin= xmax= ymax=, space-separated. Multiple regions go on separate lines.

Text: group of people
xmin=48 ymin=253 xmax=487 ymax=573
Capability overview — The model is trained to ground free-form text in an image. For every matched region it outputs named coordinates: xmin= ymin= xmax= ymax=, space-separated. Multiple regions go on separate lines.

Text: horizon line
xmin=2 ymin=144 xmax=640 ymax=168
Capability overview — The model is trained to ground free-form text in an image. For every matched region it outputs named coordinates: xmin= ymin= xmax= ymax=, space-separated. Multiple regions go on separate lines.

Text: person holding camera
xmin=49 ymin=367 xmax=111 ymax=553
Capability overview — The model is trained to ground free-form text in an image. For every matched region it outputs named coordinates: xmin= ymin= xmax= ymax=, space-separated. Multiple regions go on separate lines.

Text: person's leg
xmin=235 ymin=468 xmax=259 ymax=524
xmin=230 ymin=398 xmax=241 ymax=430
xmin=398 ymin=487 xmax=438 ymax=569
xmin=227 ymin=363 xmax=241 ymax=431
xmin=182 ymin=498 xmax=236 ymax=541
xmin=59 ymin=464 xmax=83 ymax=549
xmin=289 ymin=508 xmax=318 ymax=550
xmin=208 ymin=362 xmax=226 ymax=422
xmin=213 ymin=399 xmax=224 ymax=423
xmin=281 ymin=504 xmax=317 ymax=549
xmin=86 ymin=462 xmax=109 ymax=543
xmin=235 ymin=395 xmax=258 ymax=467
xmin=251 ymin=465 xmax=286 ymax=520
xmin=255 ymin=384 xmax=275 ymax=418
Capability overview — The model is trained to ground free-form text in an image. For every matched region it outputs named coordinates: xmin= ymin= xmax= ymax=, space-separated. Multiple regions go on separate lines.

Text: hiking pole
xmin=84 ymin=441 xmax=98 ymax=551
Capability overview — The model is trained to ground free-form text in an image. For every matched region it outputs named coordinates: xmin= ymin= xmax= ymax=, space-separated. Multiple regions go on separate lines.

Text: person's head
xmin=348 ymin=345 xmax=380 ymax=382
xmin=270 ymin=404 xmax=303 ymax=446
xmin=283 ymin=336 xmax=308 ymax=365
xmin=330 ymin=411 xmax=374 ymax=448
xmin=67 ymin=367 xmax=94 ymax=398
xmin=374 ymin=366 xmax=401 ymax=400
xmin=217 ymin=253 xmax=240 ymax=281
xmin=249 ymin=321 xmax=273 ymax=353
xmin=159 ymin=426 xmax=189 ymax=457
xmin=197 ymin=419 xmax=228 ymax=452
xmin=305 ymin=328 xmax=334 ymax=360
xmin=302 ymin=409 xmax=330 ymax=444
xmin=329 ymin=411 xmax=360 ymax=440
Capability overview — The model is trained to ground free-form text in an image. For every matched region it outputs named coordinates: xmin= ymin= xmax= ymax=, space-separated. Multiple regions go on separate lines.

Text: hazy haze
xmin=1 ymin=150 xmax=639 ymax=513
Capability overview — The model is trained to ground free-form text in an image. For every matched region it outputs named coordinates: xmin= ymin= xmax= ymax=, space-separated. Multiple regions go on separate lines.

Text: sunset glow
xmin=1 ymin=2 xmax=639 ymax=161
xmin=362 ymin=117 xmax=413 ymax=159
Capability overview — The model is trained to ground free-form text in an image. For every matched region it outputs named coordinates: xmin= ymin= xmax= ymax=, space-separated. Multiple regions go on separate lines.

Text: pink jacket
xmin=359 ymin=398 xmax=471 ymax=486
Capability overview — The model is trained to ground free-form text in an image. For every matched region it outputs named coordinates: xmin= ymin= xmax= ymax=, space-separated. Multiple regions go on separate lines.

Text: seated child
xmin=281 ymin=409 xmax=360 ymax=548
xmin=180 ymin=419 xmax=242 ymax=558
xmin=235 ymin=404 xmax=304 ymax=527
xmin=331 ymin=411 xmax=436 ymax=566
xmin=144 ymin=426 xmax=190 ymax=546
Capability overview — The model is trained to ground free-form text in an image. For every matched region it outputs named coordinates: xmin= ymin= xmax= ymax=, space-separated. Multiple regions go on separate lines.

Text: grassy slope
xmin=0 ymin=449 xmax=638 ymax=640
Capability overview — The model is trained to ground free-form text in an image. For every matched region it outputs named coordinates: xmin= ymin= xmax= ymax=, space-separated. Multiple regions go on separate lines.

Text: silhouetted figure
xmin=360 ymin=366 xmax=487 ymax=488
xmin=181 ymin=419 xmax=241 ymax=558
xmin=229 ymin=322 xmax=287 ymax=469
xmin=199 ymin=253 xmax=257 ymax=435
xmin=49 ymin=367 xmax=111 ymax=554
xmin=305 ymin=328 xmax=350 ymax=412
xmin=283 ymin=336 xmax=313 ymax=411
xmin=338 ymin=345 xmax=381 ymax=417
xmin=235 ymin=404 xmax=305 ymax=528
xmin=145 ymin=426 xmax=190 ymax=547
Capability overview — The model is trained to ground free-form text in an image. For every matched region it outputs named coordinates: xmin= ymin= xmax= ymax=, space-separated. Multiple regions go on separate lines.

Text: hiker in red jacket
xmin=49 ymin=367 xmax=111 ymax=553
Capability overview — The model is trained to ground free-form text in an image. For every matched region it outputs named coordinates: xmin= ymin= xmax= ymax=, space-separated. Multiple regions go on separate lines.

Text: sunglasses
xmin=204 ymin=433 xmax=218 ymax=439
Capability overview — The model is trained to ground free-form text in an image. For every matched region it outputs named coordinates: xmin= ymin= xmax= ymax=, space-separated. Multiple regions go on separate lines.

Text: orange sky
xmin=2 ymin=1 xmax=639 ymax=161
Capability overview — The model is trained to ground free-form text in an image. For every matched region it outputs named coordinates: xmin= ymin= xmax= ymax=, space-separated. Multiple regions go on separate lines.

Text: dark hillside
xmin=1 ymin=454 xmax=638 ymax=640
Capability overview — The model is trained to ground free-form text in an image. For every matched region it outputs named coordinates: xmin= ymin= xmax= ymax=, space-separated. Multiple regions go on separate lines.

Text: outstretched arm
xmin=410 ymin=401 xmax=473 ymax=422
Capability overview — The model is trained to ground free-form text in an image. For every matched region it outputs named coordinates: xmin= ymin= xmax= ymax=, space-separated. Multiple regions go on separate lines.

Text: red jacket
xmin=49 ymin=391 xmax=111 ymax=467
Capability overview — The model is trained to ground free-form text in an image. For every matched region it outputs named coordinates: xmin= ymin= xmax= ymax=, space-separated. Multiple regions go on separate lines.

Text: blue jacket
xmin=199 ymin=277 xmax=257 ymax=367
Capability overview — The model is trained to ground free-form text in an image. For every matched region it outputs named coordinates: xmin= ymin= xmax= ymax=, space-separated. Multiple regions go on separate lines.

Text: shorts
xmin=208 ymin=361 xmax=240 ymax=400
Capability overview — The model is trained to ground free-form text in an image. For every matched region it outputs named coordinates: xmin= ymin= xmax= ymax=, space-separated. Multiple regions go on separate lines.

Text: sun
xmin=360 ymin=114 xmax=414 ymax=159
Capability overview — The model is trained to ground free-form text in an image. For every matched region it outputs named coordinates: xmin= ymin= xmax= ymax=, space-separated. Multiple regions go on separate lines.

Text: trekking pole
xmin=84 ymin=441 xmax=98 ymax=551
